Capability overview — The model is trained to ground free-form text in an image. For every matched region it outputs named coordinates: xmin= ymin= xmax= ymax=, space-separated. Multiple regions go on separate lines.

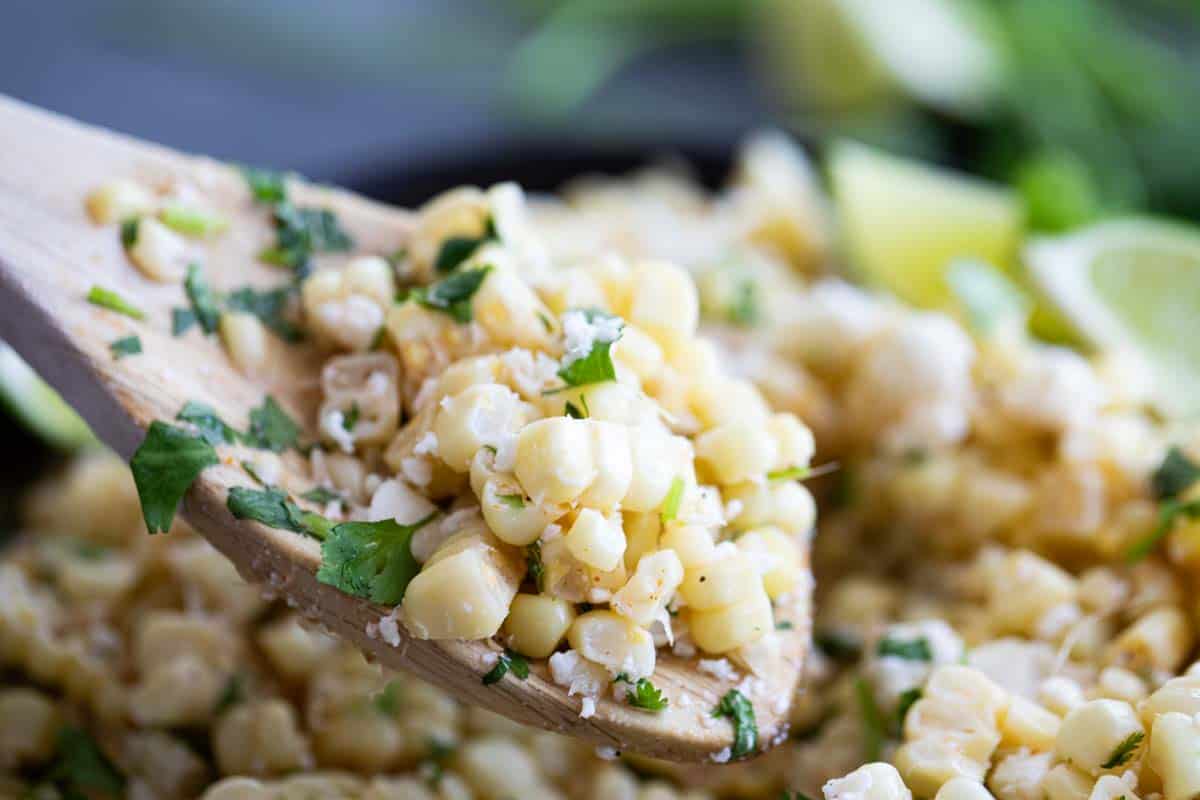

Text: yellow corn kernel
xmin=623 ymin=425 xmax=689 ymax=513
xmin=737 ymin=526 xmax=803 ymax=599
xmin=622 ymin=511 xmax=661 ymax=572
xmin=435 ymin=384 xmax=526 ymax=473
xmin=579 ymin=421 xmax=632 ymax=510
xmin=611 ymin=550 xmax=683 ymax=627
xmin=219 ymin=311 xmax=268 ymax=375
xmin=504 ymin=594 xmax=576 ymax=659
xmin=567 ymin=610 xmax=655 ymax=679
xmin=473 ymin=266 xmax=555 ymax=350
xmin=823 ymin=763 xmax=913 ymax=800
xmin=479 ymin=480 xmax=554 ymax=547
xmin=565 ymin=509 xmax=625 ymax=572
xmin=514 ymin=417 xmax=594 ymax=505
xmin=678 ymin=551 xmax=759 ymax=611
xmin=626 ymin=260 xmax=699 ymax=349
xmin=1000 ymin=696 xmax=1060 ymax=752
xmin=87 ymin=179 xmax=156 ymax=224
xmin=1150 ymin=711 xmax=1200 ymax=800
xmin=1055 ymin=699 xmax=1143 ymax=775
xmin=1041 ymin=764 xmax=1093 ymax=800
xmin=935 ymin=778 xmax=995 ymax=800
xmin=659 ymin=523 xmax=717 ymax=568
xmin=1138 ymin=675 xmax=1200 ymax=728
xmin=688 ymin=585 xmax=773 ymax=654
xmin=1106 ymin=607 xmax=1194 ymax=674
xmin=695 ymin=421 xmax=778 ymax=485
xmin=126 ymin=217 xmax=188 ymax=282
xmin=689 ymin=378 xmax=770 ymax=430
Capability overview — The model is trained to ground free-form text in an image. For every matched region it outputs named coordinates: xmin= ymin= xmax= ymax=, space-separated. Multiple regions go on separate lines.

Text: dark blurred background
xmin=5 ymin=0 xmax=1200 ymax=220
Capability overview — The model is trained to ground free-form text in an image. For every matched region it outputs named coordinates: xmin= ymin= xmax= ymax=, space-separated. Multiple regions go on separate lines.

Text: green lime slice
xmin=1025 ymin=218 xmax=1200 ymax=420
xmin=0 ymin=343 xmax=95 ymax=449
xmin=761 ymin=0 xmax=1004 ymax=118
xmin=830 ymin=140 xmax=1025 ymax=308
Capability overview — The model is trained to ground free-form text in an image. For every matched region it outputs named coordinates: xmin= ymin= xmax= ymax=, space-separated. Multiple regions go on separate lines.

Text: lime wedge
xmin=761 ymin=0 xmax=1004 ymax=118
xmin=1025 ymin=219 xmax=1200 ymax=420
xmin=0 ymin=343 xmax=95 ymax=449
xmin=829 ymin=141 xmax=1024 ymax=308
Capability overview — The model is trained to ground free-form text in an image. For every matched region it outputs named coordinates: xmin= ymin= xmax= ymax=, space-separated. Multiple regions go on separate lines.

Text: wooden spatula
xmin=0 ymin=95 xmax=811 ymax=762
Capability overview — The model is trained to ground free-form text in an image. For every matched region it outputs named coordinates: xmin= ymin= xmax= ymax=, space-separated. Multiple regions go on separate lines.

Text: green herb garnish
xmin=160 ymin=205 xmax=227 ymax=237
xmin=564 ymin=394 xmax=590 ymax=419
xmin=176 ymin=401 xmax=239 ymax=446
xmin=895 ymin=687 xmax=922 ymax=731
xmin=481 ymin=649 xmax=530 ymax=685
xmin=526 ymin=541 xmax=544 ymax=592
xmin=712 ymin=689 xmax=758 ymax=759
xmin=497 ymin=493 xmax=526 ymax=509
xmin=410 ymin=266 xmax=492 ymax=323
xmin=1152 ymin=446 xmax=1200 ymax=501
xmin=225 ymin=285 xmax=304 ymax=342
xmin=244 ymin=396 xmax=301 ymax=452
xmin=855 ymin=678 xmax=885 ymax=762
xmin=317 ymin=514 xmax=437 ymax=605
xmin=184 ymin=263 xmax=222 ymax=334
xmin=261 ymin=202 xmax=354 ymax=272
xmin=120 ymin=218 xmax=139 ymax=249
xmin=660 ymin=476 xmax=685 ymax=524
xmin=434 ymin=217 xmax=496 ymax=273
xmin=626 ymin=678 xmax=669 ymax=711
xmin=814 ymin=630 xmax=863 ymax=662
xmin=775 ymin=620 xmax=794 ymax=630
xmin=239 ymin=165 xmax=288 ymax=204
xmin=214 ymin=673 xmax=246 ymax=714
xmin=374 ymin=680 xmax=403 ymax=716
xmin=877 ymin=635 xmax=933 ymax=661
xmin=109 ymin=335 xmax=141 ymax=360
xmin=1101 ymin=731 xmax=1144 ymax=769
xmin=301 ymin=486 xmax=344 ymax=506
xmin=557 ymin=309 xmax=623 ymax=387
xmin=130 ymin=422 xmax=218 ymax=533
xmin=43 ymin=726 xmax=126 ymax=799
xmin=342 ymin=402 xmax=361 ymax=432
xmin=171 ymin=307 xmax=197 ymax=336
xmin=728 ymin=277 xmax=760 ymax=326
xmin=768 ymin=466 xmax=811 ymax=481
xmin=87 ymin=286 xmax=145 ymax=320
xmin=228 ymin=486 xmax=315 ymax=535
xmin=1126 ymin=498 xmax=1200 ymax=563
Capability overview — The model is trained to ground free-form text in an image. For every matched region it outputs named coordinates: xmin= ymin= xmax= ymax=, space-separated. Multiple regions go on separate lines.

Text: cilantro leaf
xmin=227 ymin=486 xmax=331 ymax=540
xmin=171 ymin=307 xmax=197 ymax=336
xmin=343 ymin=402 xmax=360 ymax=432
xmin=184 ymin=263 xmax=222 ymax=334
xmin=374 ymin=680 xmax=403 ymax=715
xmin=557 ymin=309 xmax=623 ymax=387
xmin=895 ymin=687 xmax=922 ymax=731
xmin=244 ymin=396 xmax=301 ymax=452
xmin=261 ymin=202 xmax=354 ymax=271
xmin=109 ymin=335 xmax=141 ymax=360
xmin=316 ymin=514 xmax=436 ymax=605
xmin=626 ymin=678 xmax=669 ymax=711
xmin=660 ymin=476 xmax=685 ymax=524
xmin=1126 ymin=498 xmax=1200 ymax=563
xmin=877 ymin=636 xmax=933 ymax=661
xmin=1101 ymin=731 xmax=1144 ymax=769
xmin=239 ymin=165 xmax=288 ymax=204
xmin=482 ymin=649 xmax=530 ymax=685
xmin=160 ymin=205 xmax=227 ymax=237
xmin=225 ymin=285 xmax=303 ymax=342
xmin=854 ymin=678 xmax=885 ymax=762
xmin=176 ymin=401 xmax=239 ymax=446
xmin=712 ymin=689 xmax=758 ymax=759
xmin=130 ymin=422 xmax=218 ymax=533
xmin=434 ymin=218 xmax=496 ymax=273
xmin=120 ymin=218 xmax=139 ymax=249
xmin=411 ymin=266 xmax=492 ymax=323
xmin=214 ymin=673 xmax=246 ymax=714
xmin=564 ymin=397 xmax=589 ymax=419
xmin=1151 ymin=446 xmax=1200 ymax=501
xmin=301 ymin=487 xmax=344 ymax=506
xmin=526 ymin=541 xmax=545 ymax=592
xmin=814 ymin=629 xmax=863 ymax=662
xmin=47 ymin=726 xmax=125 ymax=798
xmin=728 ymin=277 xmax=760 ymax=326
xmin=775 ymin=620 xmax=794 ymax=630
xmin=87 ymin=285 xmax=145 ymax=320
xmin=768 ymin=466 xmax=811 ymax=481
xmin=497 ymin=493 xmax=525 ymax=509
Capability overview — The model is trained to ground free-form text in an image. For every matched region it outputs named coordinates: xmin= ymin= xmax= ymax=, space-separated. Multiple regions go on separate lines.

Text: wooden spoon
xmin=0 ymin=95 xmax=811 ymax=762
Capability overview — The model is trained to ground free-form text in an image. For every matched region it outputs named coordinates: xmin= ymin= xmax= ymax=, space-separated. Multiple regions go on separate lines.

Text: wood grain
xmin=0 ymin=95 xmax=810 ymax=762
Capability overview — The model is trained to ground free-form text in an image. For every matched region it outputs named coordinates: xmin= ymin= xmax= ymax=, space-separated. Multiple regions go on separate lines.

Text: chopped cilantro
xmin=160 ymin=205 xmax=227 ymax=237
xmin=526 ymin=541 xmax=544 ymax=592
xmin=855 ymin=678 xmax=885 ymax=762
xmin=239 ymin=165 xmax=288 ymax=204
xmin=301 ymin=486 xmax=344 ymax=506
xmin=44 ymin=726 xmax=126 ymax=798
xmin=109 ymin=335 xmax=141 ymax=360
xmin=184 ymin=263 xmax=222 ymax=334
xmin=497 ymin=493 xmax=526 ymax=509
xmin=434 ymin=218 xmax=496 ymax=273
xmin=171 ymin=307 xmax=197 ymax=336
xmin=370 ymin=326 xmax=387 ymax=350
xmin=226 ymin=285 xmax=304 ymax=342
xmin=481 ymin=649 xmax=530 ymax=685
xmin=712 ymin=689 xmax=758 ymax=759
xmin=228 ymin=486 xmax=309 ymax=533
xmin=120 ymin=218 xmax=139 ymax=249
xmin=317 ymin=514 xmax=436 ymax=605
xmin=728 ymin=277 xmax=760 ymax=326
xmin=877 ymin=635 xmax=933 ymax=661
xmin=775 ymin=620 xmax=794 ymax=630
xmin=1151 ymin=446 xmax=1200 ymax=501
xmin=411 ymin=266 xmax=492 ymax=323
xmin=241 ymin=460 xmax=268 ymax=486
xmin=895 ymin=687 xmax=922 ymax=730
xmin=244 ymin=396 xmax=301 ymax=452
xmin=261 ymin=202 xmax=354 ymax=271
xmin=176 ymin=401 xmax=239 ymax=446
xmin=1126 ymin=498 xmax=1200 ymax=563
xmin=660 ymin=476 xmax=685 ymax=524
xmin=342 ymin=402 xmax=360 ymax=432
xmin=768 ymin=466 xmax=811 ymax=481
xmin=1101 ymin=731 xmax=1144 ymax=769
xmin=537 ymin=311 xmax=555 ymax=333
xmin=87 ymin=285 xmax=145 ymax=320
xmin=564 ymin=393 xmax=591 ymax=419
xmin=626 ymin=678 xmax=669 ymax=712
xmin=374 ymin=680 xmax=403 ymax=715
xmin=130 ymin=422 xmax=218 ymax=533
xmin=814 ymin=630 xmax=863 ymax=662
xmin=557 ymin=309 xmax=623 ymax=387
xmin=214 ymin=673 xmax=246 ymax=714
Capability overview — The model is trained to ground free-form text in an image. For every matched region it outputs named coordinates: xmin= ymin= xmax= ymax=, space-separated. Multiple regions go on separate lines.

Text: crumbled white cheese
xmin=698 ymin=658 xmax=738 ymax=682
xmin=501 ymin=348 xmax=560 ymax=397
xmin=247 ymin=454 xmax=281 ymax=486
xmin=414 ymin=432 xmax=439 ymax=456
xmin=561 ymin=308 xmax=623 ymax=366
xmin=321 ymin=409 xmax=356 ymax=454
xmin=595 ymin=746 xmax=619 ymax=761
xmin=709 ymin=747 xmax=731 ymax=764
xmin=540 ymin=523 xmax=563 ymax=542
xmin=549 ymin=649 xmax=607 ymax=697
xmin=376 ymin=609 xmax=402 ymax=647
xmin=579 ymin=696 xmax=596 ymax=719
